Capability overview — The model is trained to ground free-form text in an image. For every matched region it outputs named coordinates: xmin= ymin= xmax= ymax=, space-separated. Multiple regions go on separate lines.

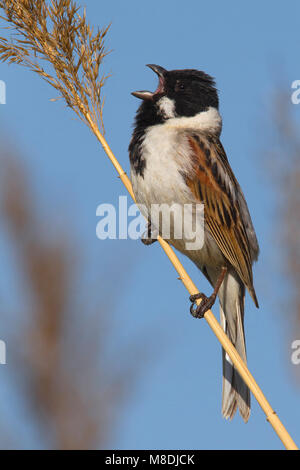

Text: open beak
xmin=131 ymin=64 xmax=167 ymax=100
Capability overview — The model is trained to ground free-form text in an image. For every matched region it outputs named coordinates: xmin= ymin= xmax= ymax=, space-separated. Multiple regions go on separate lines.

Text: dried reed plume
xmin=0 ymin=0 xmax=109 ymax=132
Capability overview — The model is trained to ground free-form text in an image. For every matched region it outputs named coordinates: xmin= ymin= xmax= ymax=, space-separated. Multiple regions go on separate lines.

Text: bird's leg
xmin=189 ymin=266 xmax=227 ymax=319
xmin=141 ymin=220 xmax=158 ymax=246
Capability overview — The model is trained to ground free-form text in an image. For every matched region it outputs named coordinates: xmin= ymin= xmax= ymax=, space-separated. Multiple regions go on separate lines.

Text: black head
xmin=132 ymin=64 xmax=219 ymax=126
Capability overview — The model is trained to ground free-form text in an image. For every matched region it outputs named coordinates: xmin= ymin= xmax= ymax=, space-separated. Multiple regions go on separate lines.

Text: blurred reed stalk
xmin=0 ymin=0 xmax=297 ymax=450
xmin=0 ymin=155 xmax=137 ymax=449
xmin=266 ymin=92 xmax=300 ymax=364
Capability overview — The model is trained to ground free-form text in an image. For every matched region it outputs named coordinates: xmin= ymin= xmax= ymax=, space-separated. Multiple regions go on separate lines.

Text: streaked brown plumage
xmin=186 ymin=133 xmax=259 ymax=308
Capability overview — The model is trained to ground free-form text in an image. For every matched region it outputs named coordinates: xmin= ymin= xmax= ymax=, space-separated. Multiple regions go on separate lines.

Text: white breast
xmin=131 ymin=124 xmax=193 ymax=211
xmin=131 ymin=106 xmax=222 ymax=210
xmin=130 ymin=108 xmax=225 ymax=268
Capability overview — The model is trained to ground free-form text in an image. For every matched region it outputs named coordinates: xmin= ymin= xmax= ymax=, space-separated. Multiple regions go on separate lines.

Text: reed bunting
xmin=129 ymin=65 xmax=259 ymax=422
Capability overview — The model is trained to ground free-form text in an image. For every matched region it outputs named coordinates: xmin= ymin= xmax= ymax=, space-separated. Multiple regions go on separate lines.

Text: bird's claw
xmin=141 ymin=223 xmax=158 ymax=246
xmin=189 ymin=292 xmax=217 ymax=319
xmin=141 ymin=237 xmax=157 ymax=246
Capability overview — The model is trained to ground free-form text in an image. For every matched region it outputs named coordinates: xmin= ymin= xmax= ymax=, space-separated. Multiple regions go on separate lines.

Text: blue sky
xmin=1 ymin=0 xmax=300 ymax=450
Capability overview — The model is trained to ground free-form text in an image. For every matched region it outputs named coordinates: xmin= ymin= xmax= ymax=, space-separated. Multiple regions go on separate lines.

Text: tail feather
xmin=203 ymin=266 xmax=251 ymax=422
xmin=219 ymin=274 xmax=250 ymax=423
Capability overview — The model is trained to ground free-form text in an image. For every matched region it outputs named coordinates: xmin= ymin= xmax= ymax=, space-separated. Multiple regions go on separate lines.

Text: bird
xmin=129 ymin=64 xmax=259 ymax=422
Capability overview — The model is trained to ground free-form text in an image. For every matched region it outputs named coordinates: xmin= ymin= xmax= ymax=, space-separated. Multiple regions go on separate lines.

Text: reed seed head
xmin=0 ymin=0 xmax=110 ymax=133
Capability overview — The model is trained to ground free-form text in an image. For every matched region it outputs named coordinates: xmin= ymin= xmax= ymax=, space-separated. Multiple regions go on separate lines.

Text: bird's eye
xmin=175 ymin=80 xmax=185 ymax=91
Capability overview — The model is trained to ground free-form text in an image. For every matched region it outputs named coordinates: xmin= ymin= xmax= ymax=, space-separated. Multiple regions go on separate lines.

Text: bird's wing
xmin=184 ymin=132 xmax=258 ymax=307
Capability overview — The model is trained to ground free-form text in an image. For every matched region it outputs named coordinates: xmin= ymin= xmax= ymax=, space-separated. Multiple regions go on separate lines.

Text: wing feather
xmin=185 ymin=134 xmax=258 ymax=307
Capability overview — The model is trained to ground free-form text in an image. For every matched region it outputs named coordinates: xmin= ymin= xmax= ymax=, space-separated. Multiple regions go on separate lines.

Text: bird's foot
xmin=141 ymin=222 xmax=158 ymax=246
xmin=141 ymin=237 xmax=157 ymax=246
xmin=189 ymin=267 xmax=227 ymax=319
xmin=189 ymin=292 xmax=217 ymax=319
